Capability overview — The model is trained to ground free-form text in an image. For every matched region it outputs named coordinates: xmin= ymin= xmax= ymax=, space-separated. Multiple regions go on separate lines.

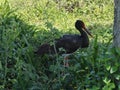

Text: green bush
xmin=1 ymin=0 xmax=119 ymax=90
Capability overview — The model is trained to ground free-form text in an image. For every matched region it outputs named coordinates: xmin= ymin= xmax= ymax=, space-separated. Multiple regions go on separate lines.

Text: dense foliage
xmin=1 ymin=0 xmax=119 ymax=90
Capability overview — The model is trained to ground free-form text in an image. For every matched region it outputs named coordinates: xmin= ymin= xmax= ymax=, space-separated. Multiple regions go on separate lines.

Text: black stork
xmin=35 ymin=20 xmax=92 ymax=67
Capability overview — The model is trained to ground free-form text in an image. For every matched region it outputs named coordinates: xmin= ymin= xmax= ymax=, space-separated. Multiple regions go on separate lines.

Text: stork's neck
xmin=79 ymin=28 xmax=88 ymax=37
xmin=79 ymin=28 xmax=89 ymax=47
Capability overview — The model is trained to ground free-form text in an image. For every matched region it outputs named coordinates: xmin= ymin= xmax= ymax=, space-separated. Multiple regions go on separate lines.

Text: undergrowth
xmin=0 ymin=0 xmax=119 ymax=90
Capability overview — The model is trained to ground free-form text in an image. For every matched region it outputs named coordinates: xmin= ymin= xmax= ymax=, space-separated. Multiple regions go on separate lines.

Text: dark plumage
xmin=35 ymin=20 xmax=92 ymax=56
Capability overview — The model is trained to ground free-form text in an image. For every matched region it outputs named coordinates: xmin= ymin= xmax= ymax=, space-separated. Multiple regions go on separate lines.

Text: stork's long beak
xmin=83 ymin=26 xmax=93 ymax=37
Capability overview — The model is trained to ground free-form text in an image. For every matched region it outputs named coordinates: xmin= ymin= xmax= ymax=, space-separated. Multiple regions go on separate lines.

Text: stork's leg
xmin=63 ymin=54 xmax=70 ymax=67
xmin=65 ymin=56 xmax=69 ymax=67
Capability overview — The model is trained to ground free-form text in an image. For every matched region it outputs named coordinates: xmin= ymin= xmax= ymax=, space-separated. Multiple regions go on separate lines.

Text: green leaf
xmin=103 ymin=77 xmax=111 ymax=84
xmin=102 ymin=83 xmax=115 ymax=90
xmin=106 ymin=65 xmax=111 ymax=71
xmin=115 ymin=75 xmax=120 ymax=80
xmin=110 ymin=66 xmax=118 ymax=74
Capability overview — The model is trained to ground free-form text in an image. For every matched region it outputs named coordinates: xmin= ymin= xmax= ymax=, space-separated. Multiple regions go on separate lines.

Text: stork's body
xmin=35 ymin=20 xmax=92 ymax=67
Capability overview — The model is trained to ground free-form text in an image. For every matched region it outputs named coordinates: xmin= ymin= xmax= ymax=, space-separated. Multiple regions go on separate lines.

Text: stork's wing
xmin=62 ymin=34 xmax=80 ymax=39
xmin=55 ymin=35 xmax=82 ymax=53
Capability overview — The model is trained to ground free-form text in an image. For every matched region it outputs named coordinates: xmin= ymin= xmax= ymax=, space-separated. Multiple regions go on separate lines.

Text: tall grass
xmin=1 ymin=0 xmax=119 ymax=90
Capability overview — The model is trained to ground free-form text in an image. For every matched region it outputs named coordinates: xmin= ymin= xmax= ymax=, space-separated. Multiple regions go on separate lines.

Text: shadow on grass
xmin=0 ymin=14 xmax=41 ymax=89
